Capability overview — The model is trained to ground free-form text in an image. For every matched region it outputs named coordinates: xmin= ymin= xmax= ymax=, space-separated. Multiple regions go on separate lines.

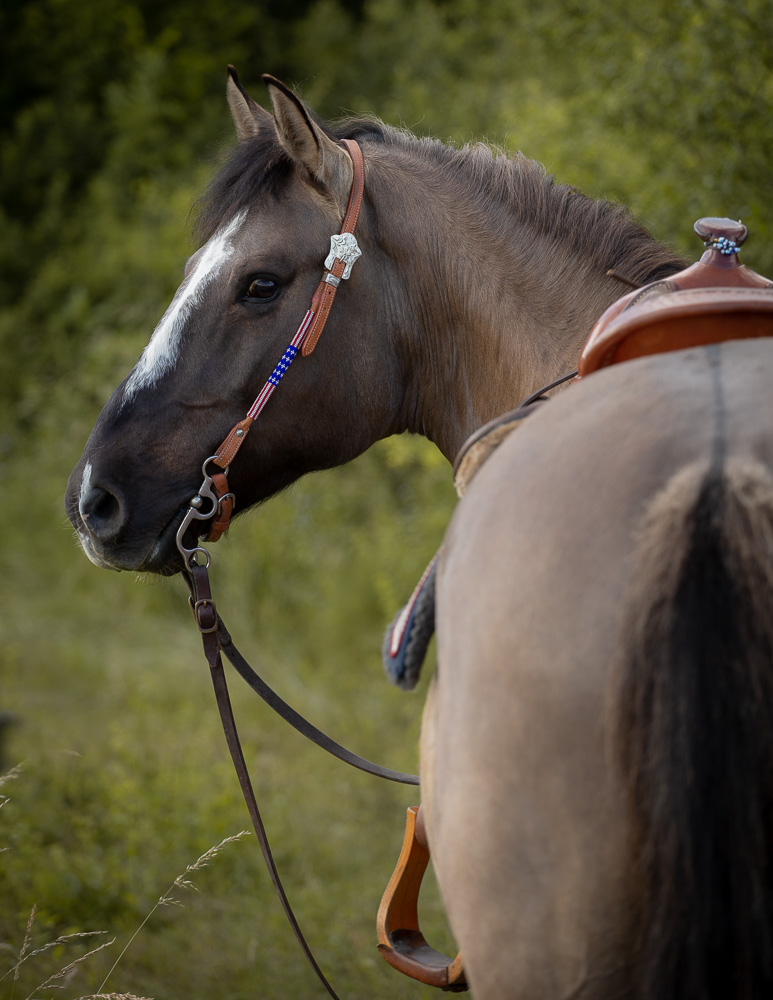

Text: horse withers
xmin=63 ymin=70 xmax=773 ymax=999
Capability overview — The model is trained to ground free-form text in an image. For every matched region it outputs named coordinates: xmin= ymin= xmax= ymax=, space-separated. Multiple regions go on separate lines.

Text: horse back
xmin=425 ymin=339 xmax=773 ymax=999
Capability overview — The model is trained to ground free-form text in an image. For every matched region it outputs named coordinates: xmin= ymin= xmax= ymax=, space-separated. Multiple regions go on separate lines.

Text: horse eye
xmin=245 ymin=276 xmax=279 ymax=301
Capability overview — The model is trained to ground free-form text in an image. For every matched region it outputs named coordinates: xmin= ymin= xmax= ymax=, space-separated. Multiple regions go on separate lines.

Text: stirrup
xmin=377 ymin=805 xmax=468 ymax=992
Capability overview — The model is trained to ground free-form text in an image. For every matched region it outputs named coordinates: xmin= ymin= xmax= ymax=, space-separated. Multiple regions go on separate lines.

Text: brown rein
xmin=185 ymin=562 xmax=418 ymax=1000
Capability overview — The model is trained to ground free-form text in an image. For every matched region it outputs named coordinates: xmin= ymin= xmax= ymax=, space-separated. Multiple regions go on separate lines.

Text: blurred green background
xmin=1 ymin=1 xmax=770 ymax=997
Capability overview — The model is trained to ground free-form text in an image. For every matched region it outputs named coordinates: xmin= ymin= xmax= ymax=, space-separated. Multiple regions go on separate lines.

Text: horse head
xmin=66 ymin=71 xmax=406 ymax=575
xmin=67 ymin=70 xmax=684 ymax=576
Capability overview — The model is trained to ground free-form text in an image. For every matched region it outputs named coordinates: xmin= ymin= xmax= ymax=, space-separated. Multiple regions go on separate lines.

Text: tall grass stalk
xmin=28 ymin=936 xmax=117 ymax=997
xmin=97 ymin=832 xmax=249 ymax=993
xmin=1 ymin=904 xmax=109 ymax=987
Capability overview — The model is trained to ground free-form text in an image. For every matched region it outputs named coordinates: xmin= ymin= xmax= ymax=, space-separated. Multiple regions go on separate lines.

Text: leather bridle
xmin=175 ymin=140 xmax=418 ymax=1000
xmin=176 ymin=138 xmax=367 ymax=564
xmin=172 ymin=138 xmax=595 ymax=996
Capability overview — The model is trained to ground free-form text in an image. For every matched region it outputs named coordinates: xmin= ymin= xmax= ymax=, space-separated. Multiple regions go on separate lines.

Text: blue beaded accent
xmin=267 ymin=344 xmax=299 ymax=386
xmin=706 ymin=236 xmax=740 ymax=255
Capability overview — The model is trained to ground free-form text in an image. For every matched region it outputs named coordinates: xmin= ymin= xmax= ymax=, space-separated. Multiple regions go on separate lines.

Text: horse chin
xmin=75 ymin=510 xmax=190 ymax=577
xmin=134 ymin=508 xmax=192 ymax=576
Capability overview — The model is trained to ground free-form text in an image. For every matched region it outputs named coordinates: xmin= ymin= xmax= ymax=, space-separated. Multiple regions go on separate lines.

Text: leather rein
xmin=176 ymin=140 xmax=418 ymax=1000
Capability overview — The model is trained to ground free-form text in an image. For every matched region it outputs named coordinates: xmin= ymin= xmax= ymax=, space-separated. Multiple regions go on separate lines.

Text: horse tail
xmin=615 ymin=457 xmax=773 ymax=1000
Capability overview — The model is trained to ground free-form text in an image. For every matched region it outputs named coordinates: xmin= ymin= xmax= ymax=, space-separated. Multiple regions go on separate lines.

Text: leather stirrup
xmin=377 ymin=806 xmax=468 ymax=992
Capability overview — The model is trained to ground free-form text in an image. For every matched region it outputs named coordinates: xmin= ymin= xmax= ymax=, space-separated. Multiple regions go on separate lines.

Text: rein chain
xmin=177 ymin=140 xmax=417 ymax=1000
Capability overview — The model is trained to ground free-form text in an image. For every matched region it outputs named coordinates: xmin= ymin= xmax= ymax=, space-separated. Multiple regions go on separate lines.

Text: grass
xmin=2 ymin=821 xmax=250 ymax=1000
xmin=1 ymin=365 xmax=459 ymax=999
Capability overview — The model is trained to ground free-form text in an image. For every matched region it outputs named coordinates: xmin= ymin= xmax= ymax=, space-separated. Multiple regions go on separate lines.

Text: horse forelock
xmin=194 ymin=131 xmax=295 ymax=242
xmin=194 ymin=116 xmax=393 ymax=240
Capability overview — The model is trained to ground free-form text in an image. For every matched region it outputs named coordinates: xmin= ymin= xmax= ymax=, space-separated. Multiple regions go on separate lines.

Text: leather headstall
xmin=177 ymin=138 xmax=366 ymax=559
xmin=175 ymin=140 xmax=421 ymax=1000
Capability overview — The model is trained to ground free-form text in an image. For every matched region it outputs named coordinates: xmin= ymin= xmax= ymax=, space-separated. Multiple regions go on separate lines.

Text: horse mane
xmin=195 ymin=112 xmax=683 ymax=285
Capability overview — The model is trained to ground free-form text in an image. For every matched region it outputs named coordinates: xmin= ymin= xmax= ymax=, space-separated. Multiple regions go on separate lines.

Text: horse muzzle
xmin=65 ymin=461 xmax=189 ymax=575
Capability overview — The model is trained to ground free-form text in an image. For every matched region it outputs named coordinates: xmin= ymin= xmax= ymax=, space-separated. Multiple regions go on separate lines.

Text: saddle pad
xmin=382 ymin=553 xmax=439 ymax=690
xmin=453 ymin=404 xmax=542 ymax=496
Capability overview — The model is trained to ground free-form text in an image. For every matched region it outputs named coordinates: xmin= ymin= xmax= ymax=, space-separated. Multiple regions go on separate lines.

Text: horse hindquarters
xmin=616 ymin=458 xmax=773 ymax=1000
xmin=426 ymin=344 xmax=773 ymax=998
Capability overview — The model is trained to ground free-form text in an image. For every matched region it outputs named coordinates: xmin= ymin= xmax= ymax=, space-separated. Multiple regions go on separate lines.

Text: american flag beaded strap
xmin=247 ymin=317 xmax=310 ymax=420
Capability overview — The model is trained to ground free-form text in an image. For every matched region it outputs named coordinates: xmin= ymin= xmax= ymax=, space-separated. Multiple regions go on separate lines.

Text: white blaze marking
xmin=123 ymin=209 xmax=248 ymax=400
xmin=76 ymin=461 xmax=111 ymax=567
xmin=79 ymin=461 xmax=93 ymax=514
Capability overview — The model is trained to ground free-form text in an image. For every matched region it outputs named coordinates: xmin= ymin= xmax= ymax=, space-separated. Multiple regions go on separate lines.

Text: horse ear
xmin=262 ymin=74 xmax=351 ymax=198
xmin=227 ymin=65 xmax=272 ymax=141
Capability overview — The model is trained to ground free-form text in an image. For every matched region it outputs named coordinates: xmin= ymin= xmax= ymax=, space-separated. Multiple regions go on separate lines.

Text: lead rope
xmin=177 ymin=141 xmax=417 ymax=1000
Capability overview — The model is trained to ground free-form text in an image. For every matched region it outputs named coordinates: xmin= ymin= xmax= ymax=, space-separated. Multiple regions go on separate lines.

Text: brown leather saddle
xmin=578 ymin=217 xmax=773 ymax=376
xmin=378 ymin=218 xmax=773 ymax=991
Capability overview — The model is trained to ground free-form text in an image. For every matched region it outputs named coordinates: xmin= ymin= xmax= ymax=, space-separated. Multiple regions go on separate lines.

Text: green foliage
xmin=2 ymin=435 xmax=453 ymax=1000
xmin=1 ymin=1 xmax=771 ymax=997
xmin=289 ymin=0 xmax=772 ymax=268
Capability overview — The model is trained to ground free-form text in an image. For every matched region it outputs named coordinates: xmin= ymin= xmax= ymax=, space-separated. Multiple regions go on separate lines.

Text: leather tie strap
xmin=204 ymin=472 xmax=234 ymax=544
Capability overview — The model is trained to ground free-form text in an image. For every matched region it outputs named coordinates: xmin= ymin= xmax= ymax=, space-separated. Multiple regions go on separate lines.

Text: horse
xmin=65 ymin=70 xmax=773 ymax=998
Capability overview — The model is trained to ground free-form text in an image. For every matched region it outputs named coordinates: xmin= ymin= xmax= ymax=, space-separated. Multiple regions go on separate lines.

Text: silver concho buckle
xmin=324 ymin=233 xmax=362 ymax=280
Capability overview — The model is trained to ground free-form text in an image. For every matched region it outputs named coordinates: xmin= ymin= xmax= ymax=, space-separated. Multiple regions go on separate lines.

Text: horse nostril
xmin=79 ymin=484 xmax=126 ymax=542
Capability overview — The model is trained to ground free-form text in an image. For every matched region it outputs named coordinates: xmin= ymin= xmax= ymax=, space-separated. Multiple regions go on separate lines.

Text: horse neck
xmin=384 ymin=174 xmax=626 ymax=461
